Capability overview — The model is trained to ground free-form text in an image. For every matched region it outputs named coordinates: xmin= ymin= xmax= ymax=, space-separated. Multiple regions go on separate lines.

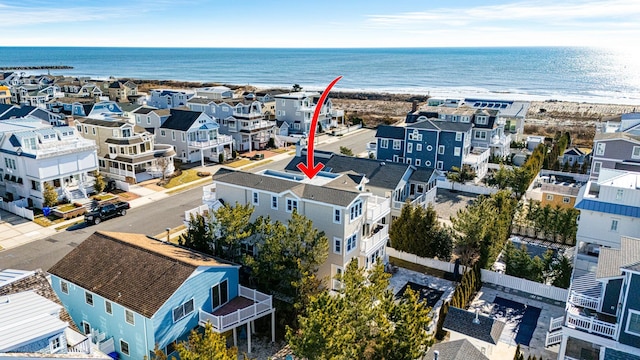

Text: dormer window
xmin=122 ymin=128 xmax=131 ymax=137
xmin=23 ymin=137 xmax=37 ymax=150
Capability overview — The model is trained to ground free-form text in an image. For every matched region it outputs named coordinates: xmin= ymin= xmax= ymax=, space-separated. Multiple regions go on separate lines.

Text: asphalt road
xmin=0 ymin=129 xmax=376 ymax=271
xmin=0 ymin=184 xmax=206 ymax=271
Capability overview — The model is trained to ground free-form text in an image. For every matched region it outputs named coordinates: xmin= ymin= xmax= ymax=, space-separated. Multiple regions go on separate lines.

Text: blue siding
xmin=619 ymin=273 xmax=640 ymax=348
xmin=437 ymin=131 xmax=464 ymax=171
xmin=403 ymin=128 xmax=438 ymax=168
xmin=152 ymin=266 xmax=239 ymax=350
xmin=376 ymin=137 xmax=403 ymax=162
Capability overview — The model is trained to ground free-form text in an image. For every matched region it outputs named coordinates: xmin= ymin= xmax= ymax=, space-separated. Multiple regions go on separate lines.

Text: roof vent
xmin=473 ymin=309 xmax=480 ymax=324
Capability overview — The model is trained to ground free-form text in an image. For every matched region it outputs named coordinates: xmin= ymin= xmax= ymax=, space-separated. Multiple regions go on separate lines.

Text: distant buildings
xmin=147 ymin=89 xmax=194 ymax=109
xmin=591 ymin=113 xmax=640 ymax=179
xmin=274 ymin=92 xmax=340 ymax=135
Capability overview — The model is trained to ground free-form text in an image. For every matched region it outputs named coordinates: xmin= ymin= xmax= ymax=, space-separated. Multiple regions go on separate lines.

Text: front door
xmin=212 ymin=279 xmax=229 ymax=310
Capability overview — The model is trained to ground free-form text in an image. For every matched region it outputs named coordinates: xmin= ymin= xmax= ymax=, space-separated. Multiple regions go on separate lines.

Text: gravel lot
xmin=433 ymin=189 xmax=478 ymax=226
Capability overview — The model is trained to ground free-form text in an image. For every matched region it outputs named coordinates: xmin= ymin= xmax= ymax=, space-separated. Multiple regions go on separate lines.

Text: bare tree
xmin=155 ymin=157 xmax=172 ymax=180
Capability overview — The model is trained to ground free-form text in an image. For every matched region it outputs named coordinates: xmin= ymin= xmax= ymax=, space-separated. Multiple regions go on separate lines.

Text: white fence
xmin=114 ymin=179 xmax=130 ymax=191
xmin=437 ymin=179 xmax=498 ymax=195
xmin=481 ymin=269 xmax=568 ymax=302
xmin=0 ymin=198 xmax=34 ymax=220
xmin=388 ymin=247 xmax=569 ymax=302
xmin=387 ymin=247 xmax=465 ymax=274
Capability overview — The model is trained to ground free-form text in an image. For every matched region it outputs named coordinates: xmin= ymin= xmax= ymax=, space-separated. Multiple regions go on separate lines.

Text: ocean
xmin=1 ymin=47 xmax=639 ymax=104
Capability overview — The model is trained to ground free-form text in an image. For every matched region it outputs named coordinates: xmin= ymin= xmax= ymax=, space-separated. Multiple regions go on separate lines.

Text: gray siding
xmin=619 ymin=273 xmax=640 ymax=348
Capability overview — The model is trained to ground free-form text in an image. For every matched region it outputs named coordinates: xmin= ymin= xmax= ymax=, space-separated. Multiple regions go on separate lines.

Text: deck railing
xmin=566 ymin=308 xmax=617 ymax=338
xmin=361 ymin=224 xmax=389 ymax=255
xmin=569 ymin=291 xmax=600 ymax=310
xmin=545 ymin=330 xmax=562 ymax=347
xmin=199 ymin=285 xmax=273 ymax=333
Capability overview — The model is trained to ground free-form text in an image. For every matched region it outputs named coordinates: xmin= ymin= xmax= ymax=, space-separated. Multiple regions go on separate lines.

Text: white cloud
xmin=0 ymin=2 xmax=148 ymax=27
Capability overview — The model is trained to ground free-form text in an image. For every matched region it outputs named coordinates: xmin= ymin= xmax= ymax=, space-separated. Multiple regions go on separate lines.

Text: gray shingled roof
xmin=376 ymin=125 xmax=405 ymax=139
xmin=161 ymin=109 xmax=203 ymax=131
xmin=443 ymin=307 xmax=505 ymax=345
xmin=596 ymin=236 xmax=640 ymax=279
xmin=285 ymin=152 xmax=412 ymax=191
xmin=422 ymin=339 xmax=489 ymax=360
xmin=77 ymin=118 xmax=125 ymax=128
xmin=214 ymin=169 xmax=360 ymax=207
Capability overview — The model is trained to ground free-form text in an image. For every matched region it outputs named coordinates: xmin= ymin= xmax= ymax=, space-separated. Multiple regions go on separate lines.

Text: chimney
xmin=411 ymin=100 xmax=418 ymax=113
xmin=434 ymin=350 xmax=439 ymax=360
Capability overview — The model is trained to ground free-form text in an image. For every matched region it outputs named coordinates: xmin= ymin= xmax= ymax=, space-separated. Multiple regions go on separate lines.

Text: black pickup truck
xmin=85 ymin=201 xmax=130 ymax=225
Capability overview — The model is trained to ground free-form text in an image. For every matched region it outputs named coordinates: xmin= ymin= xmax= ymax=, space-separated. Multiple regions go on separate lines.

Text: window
xmin=426 ymin=160 xmax=432 ymax=167
xmin=350 ymin=200 xmax=363 ymax=221
xmin=407 ymin=143 xmax=413 ymax=153
xmin=60 ymin=280 xmax=68 ymax=294
xmin=416 ymin=144 xmax=422 ymax=151
xmin=476 ymin=116 xmax=488 ymax=125
xmin=212 ymin=280 xmax=229 ymax=310
xmin=171 ymin=131 xmax=176 ymax=141
xmin=595 ymin=142 xmax=606 ymax=156
xmin=393 ymin=140 xmax=401 ymax=150
xmin=416 ymin=159 xmax=421 ymax=166
xmin=438 ymin=145 xmax=445 ymax=155
xmin=286 ymin=198 xmax=298 ymax=213
xmin=84 ymin=126 xmax=88 ymax=134
xmin=611 ymin=219 xmax=619 ymax=232
xmin=546 ymin=194 xmax=554 ymax=200
xmin=616 ymin=189 xmax=624 ymax=200
xmin=563 ymin=197 xmax=570 ymax=203
xmin=437 ymin=161 xmax=443 ymax=170
xmin=252 ymin=191 xmax=259 ymax=205
xmin=593 ymin=161 xmax=601 ymax=173
xmin=120 ymin=340 xmax=130 ymax=356
xmin=181 ymin=133 xmax=185 ymax=142
xmin=76 ymin=124 xmax=82 ymax=132
xmin=427 ymin=145 xmax=433 ymax=151
xmin=454 ymin=147 xmax=461 ymax=156
xmin=172 ymin=299 xmax=194 ymax=322
xmin=334 ymin=237 xmax=342 ymax=254
xmin=633 ymin=146 xmax=640 ymax=159
xmin=380 ymin=139 xmax=388 ymax=149
xmin=50 ymin=336 xmax=61 ymax=353
xmin=125 ymin=309 xmax=135 ymax=325
xmin=271 ymin=195 xmax=278 ymax=210
xmin=160 ymin=130 xmax=166 ymax=137
xmin=81 ymin=321 xmax=91 ymax=335
xmin=346 ymin=233 xmax=357 ymax=252
xmin=105 ymin=301 xmax=112 ymax=315
xmin=85 ymin=292 xmax=93 ymax=306
xmin=474 ymin=130 xmax=487 ymax=140
xmin=5 ymin=158 xmax=16 ymax=170
xmin=626 ymin=309 xmax=640 ymax=336
xmin=112 ymin=129 xmax=118 ymax=137
xmin=334 ymin=208 xmax=342 ymax=224
xmin=455 ymin=132 xmax=462 ymax=141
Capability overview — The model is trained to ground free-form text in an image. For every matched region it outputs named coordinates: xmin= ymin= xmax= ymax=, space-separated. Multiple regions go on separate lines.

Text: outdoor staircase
xmin=67 ymin=188 xmax=86 ymax=201
xmin=545 ymin=316 xmax=564 ymax=347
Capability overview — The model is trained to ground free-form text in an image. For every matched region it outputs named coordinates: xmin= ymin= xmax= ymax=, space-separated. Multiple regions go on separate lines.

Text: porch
xmin=198 ymin=285 xmax=275 ymax=354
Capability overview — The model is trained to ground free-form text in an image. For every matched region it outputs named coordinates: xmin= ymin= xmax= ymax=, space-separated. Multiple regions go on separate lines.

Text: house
xmin=526 ymin=135 xmax=545 ymax=151
xmin=0 ymin=103 xmax=62 ymax=125
xmin=375 ymin=120 xmax=489 ymax=179
xmin=186 ymin=97 xmax=235 ymax=119
xmin=0 ymin=269 xmax=110 ymax=358
xmin=442 ymin=307 xmax=512 ymax=359
xmin=463 ymin=99 xmax=530 ymax=136
xmin=117 ymin=102 xmax=144 ymax=123
xmin=548 ymin=236 xmax=640 ymax=360
xmin=74 ymin=117 xmax=175 ymax=183
xmin=48 ymin=231 xmax=275 ymax=358
xmin=0 ymin=85 xmax=10 ymax=104
xmin=70 ymin=101 xmax=123 ymax=119
xmin=198 ymin=168 xmax=391 ymax=291
xmin=157 ymin=109 xmax=234 ymax=164
xmin=0 ymin=118 xmax=98 ymax=207
xmin=273 ymin=92 xmax=337 ymax=135
xmin=195 ymin=86 xmax=234 ymax=100
xmin=560 ymin=147 xmax=591 ymax=167
xmin=147 ymin=89 xmax=194 ymax=109
xmin=284 ymin=149 xmax=438 ymax=218
xmin=423 ymin=339 xmax=489 ymax=360
xmin=133 ymin=107 xmax=171 ymax=131
xmin=0 ymin=72 xmax=20 ymax=86
xmin=107 ymin=81 xmax=138 ymax=102
xmin=590 ymin=123 xmax=640 ymax=180
xmin=407 ymin=106 xmax=511 ymax=158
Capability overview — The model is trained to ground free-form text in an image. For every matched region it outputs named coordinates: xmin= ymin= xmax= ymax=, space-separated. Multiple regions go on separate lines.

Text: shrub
xmin=197 ymin=171 xmax=211 ymax=177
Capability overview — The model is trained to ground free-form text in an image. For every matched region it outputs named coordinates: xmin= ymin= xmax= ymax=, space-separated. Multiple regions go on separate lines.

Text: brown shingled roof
xmin=48 ymin=231 xmax=235 ymax=318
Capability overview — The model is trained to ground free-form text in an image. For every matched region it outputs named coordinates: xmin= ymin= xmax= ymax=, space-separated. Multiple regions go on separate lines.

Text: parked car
xmin=85 ymin=201 xmax=130 ymax=225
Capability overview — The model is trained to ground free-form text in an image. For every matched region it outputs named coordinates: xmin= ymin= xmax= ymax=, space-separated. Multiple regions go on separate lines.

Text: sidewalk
xmin=0 ymin=129 xmax=369 ymax=252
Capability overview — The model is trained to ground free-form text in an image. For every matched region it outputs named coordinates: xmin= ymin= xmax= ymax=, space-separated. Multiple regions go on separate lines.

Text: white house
xmin=147 ymin=89 xmax=195 ymax=109
xmin=0 ymin=117 xmax=98 ymax=208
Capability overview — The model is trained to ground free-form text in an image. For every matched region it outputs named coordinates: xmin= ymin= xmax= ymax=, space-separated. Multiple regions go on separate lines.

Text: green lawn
xmin=56 ymin=203 xmax=78 ymax=212
xmin=163 ymin=169 xmax=204 ymax=189
xmin=93 ymin=193 xmax=117 ymax=201
xmin=226 ymin=159 xmax=251 ymax=168
xmin=33 ymin=214 xmax=67 ymax=227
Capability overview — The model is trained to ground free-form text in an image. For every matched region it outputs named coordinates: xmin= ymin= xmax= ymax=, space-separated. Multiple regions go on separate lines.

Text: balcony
xmin=202 ymin=183 xmax=216 ymax=203
xmin=29 ymin=140 xmax=97 ymax=159
xmin=199 ymin=285 xmax=274 ymax=333
xmin=188 ymin=134 xmax=234 ymax=149
xmin=365 ymin=196 xmax=390 ymax=223
xmin=565 ymin=304 xmax=617 ymax=339
xmin=237 ymin=120 xmax=275 ymax=132
xmin=361 ymin=224 xmax=389 ymax=256
xmin=392 ymin=193 xmax=428 ymax=210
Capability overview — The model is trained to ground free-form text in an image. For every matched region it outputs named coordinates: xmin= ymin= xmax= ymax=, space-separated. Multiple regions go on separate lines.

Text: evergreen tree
xmin=339 ymin=146 xmax=354 ymax=156
xmin=211 ymin=202 xmax=254 ymax=262
xmin=93 ymin=171 xmax=106 ymax=193
xmin=551 ymin=255 xmax=573 ymax=288
xmin=287 ymin=260 xmax=432 ymax=360
xmin=174 ymin=322 xmax=237 ymax=360
xmin=179 ymin=213 xmax=214 ymax=254
xmin=43 ymin=182 xmax=59 ymax=207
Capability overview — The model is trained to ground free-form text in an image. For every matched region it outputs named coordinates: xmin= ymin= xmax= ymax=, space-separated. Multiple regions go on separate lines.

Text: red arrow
xmin=297 ymin=76 xmax=342 ymax=179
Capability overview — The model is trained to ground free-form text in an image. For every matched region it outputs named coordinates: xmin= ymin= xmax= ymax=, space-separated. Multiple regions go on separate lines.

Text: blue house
xmin=49 ymin=231 xmax=275 ymax=359
xmin=375 ymin=120 xmax=473 ymax=172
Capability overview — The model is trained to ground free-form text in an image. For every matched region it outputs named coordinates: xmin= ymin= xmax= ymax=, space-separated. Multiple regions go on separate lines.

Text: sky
xmin=0 ymin=0 xmax=639 ymax=48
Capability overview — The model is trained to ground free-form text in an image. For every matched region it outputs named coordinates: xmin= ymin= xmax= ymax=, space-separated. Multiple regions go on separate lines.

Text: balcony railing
xmin=569 ymin=291 xmax=600 ymax=310
xmin=545 ymin=330 xmax=563 ymax=347
xmin=199 ymin=285 xmax=273 ymax=333
xmin=188 ymin=135 xmax=234 ymax=148
xmin=392 ymin=193 xmax=427 ymax=210
xmin=366 ymin=196 xmax=390 ymax=222
xmin=361 ymin=224 xmax=389 ymax=255
xmin=566 ymin=306 xmax=617 ymax=338
xmin=202 ymin=183 xmax=216 ymax=203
